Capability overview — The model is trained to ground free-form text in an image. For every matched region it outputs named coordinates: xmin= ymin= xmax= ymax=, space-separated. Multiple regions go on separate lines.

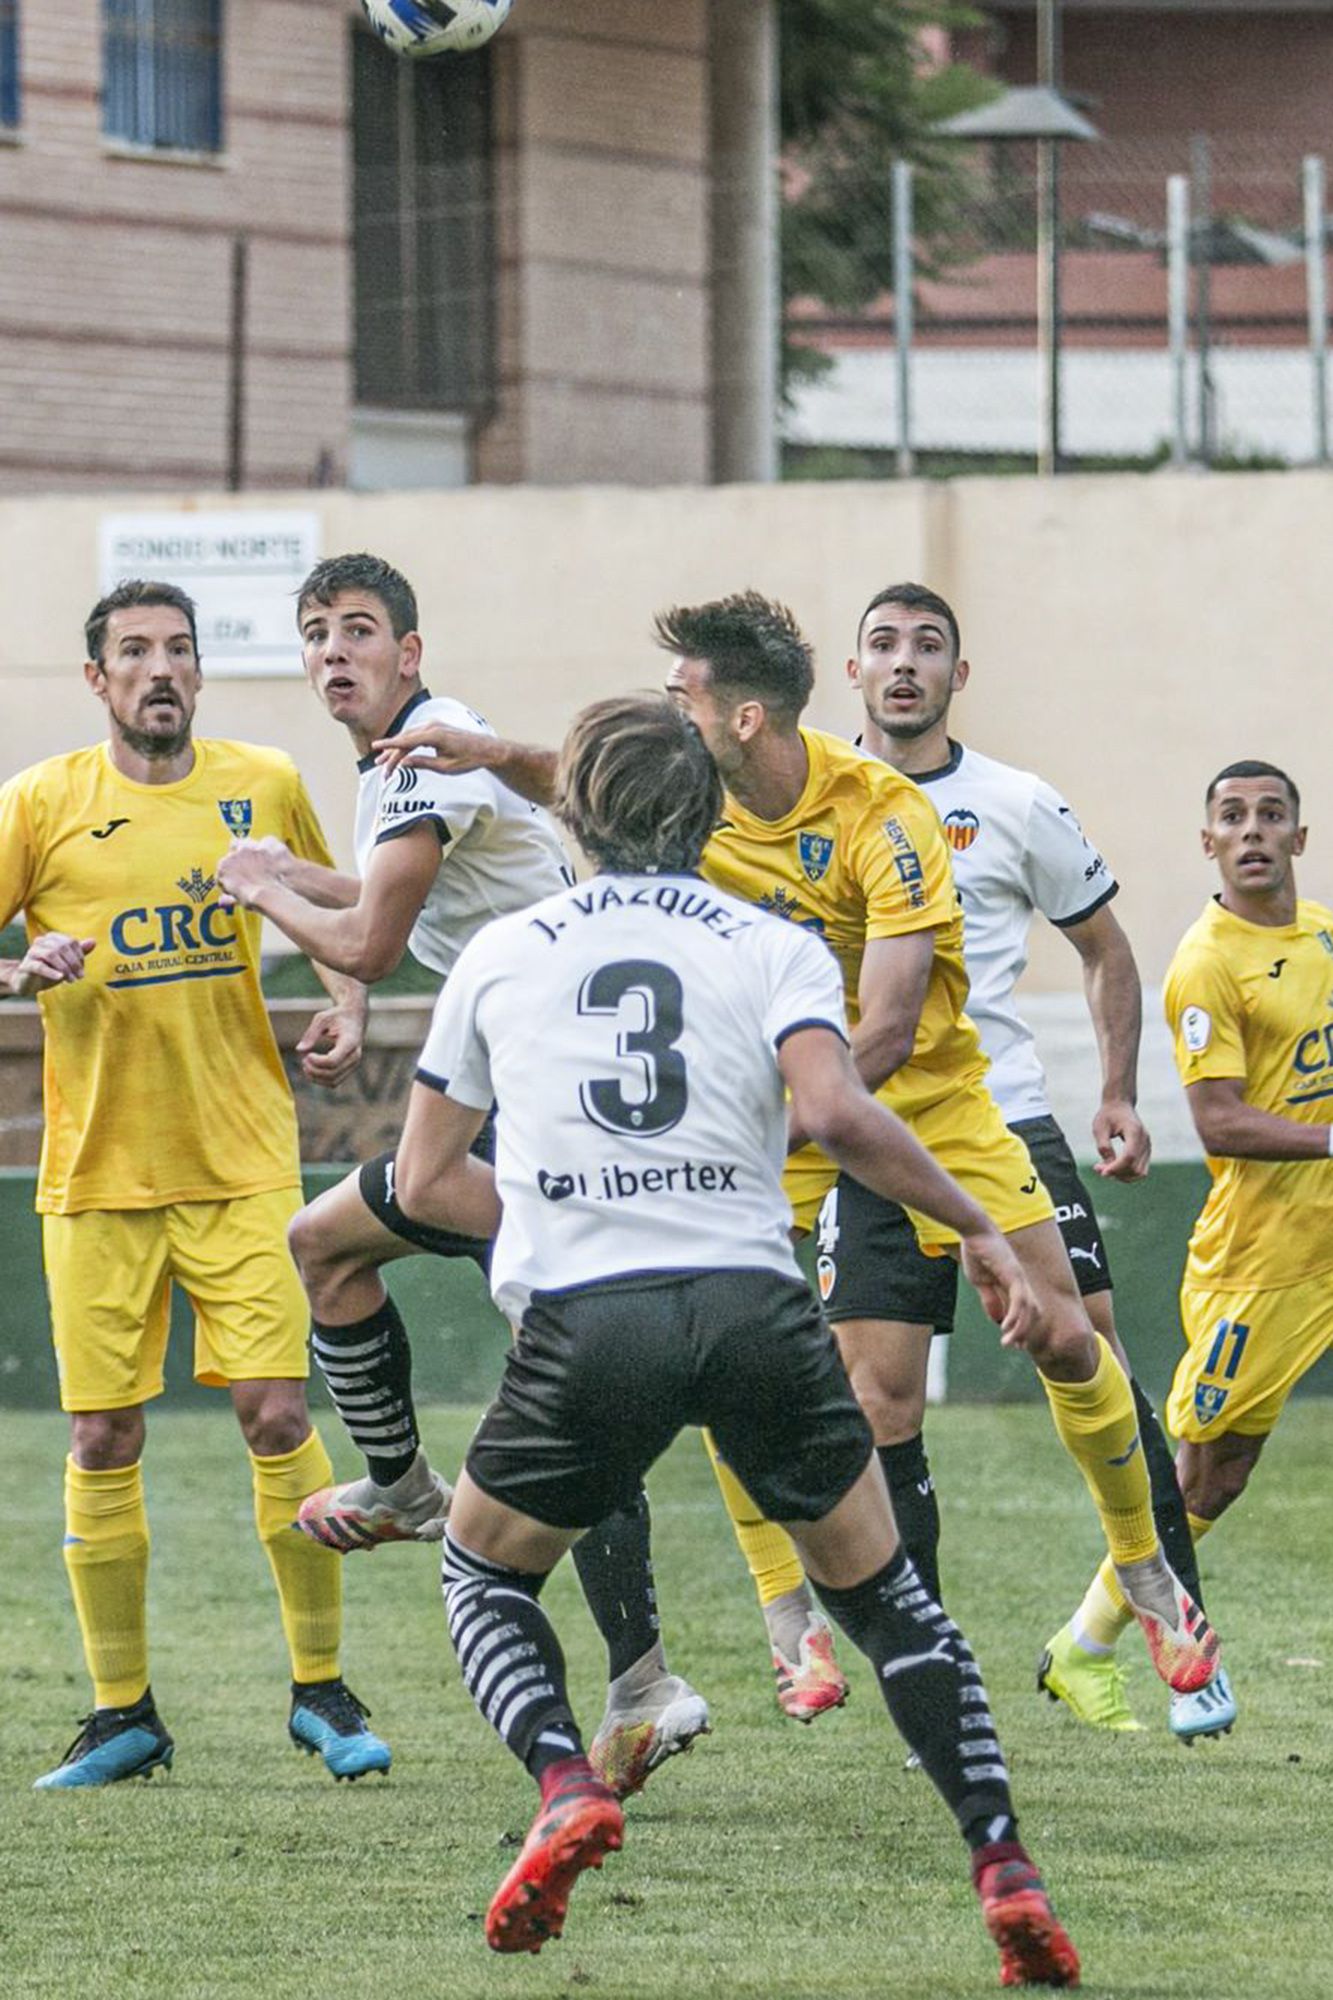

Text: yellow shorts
xmin=43 ymin=1187 xmax=308 ymax=1412
xmin=1167 ymin=1273 xmax=1333 ymax=1443
xmin=783 ymin=1075 xmax=1054 ymax=1246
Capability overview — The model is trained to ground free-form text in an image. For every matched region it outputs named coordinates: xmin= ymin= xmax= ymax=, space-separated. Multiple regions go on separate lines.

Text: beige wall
xmin=3 ymin=472 xmax=1332 ymax=991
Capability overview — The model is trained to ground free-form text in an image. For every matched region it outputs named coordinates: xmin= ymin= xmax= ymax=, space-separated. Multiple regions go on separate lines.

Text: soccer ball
xmin=357 ymin=0 xmax=513 ymax=58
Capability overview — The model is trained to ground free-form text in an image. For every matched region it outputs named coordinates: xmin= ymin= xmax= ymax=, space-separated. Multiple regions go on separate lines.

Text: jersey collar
xmin=849 ymin=734 xmax=964 ymax=786
xmin=356 ymin=687 xmax=433 ymax=772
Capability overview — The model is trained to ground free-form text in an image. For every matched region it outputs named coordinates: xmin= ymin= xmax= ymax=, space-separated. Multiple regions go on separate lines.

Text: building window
xmin=0 ymin=0 xmax=19 ymax=130
xmin=103 ymin=0 xmax=222 ymax=153
xmin=352 ymin=26 xmax=496 ymax=413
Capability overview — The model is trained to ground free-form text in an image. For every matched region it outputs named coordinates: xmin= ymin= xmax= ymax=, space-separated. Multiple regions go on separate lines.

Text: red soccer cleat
xmin=772 ymin=1615 xmax=850 ymax=1724
xmin=975 ymin=1845 xmax=1081 ymax=1989
xmin=1115 ymin=1557 xmax=1221 ymax=1695
xmin=485 ymin=1763 xmax=624 ymax=1955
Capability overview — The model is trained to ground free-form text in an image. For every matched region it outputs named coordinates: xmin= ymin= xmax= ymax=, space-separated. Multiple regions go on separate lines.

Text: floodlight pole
xmin=1167 ymin=174 xmax=1191 ymax=467
xmin=1036 ymin=0 xmax=1062 ymax=475
xmin=1304 ymin=154 xmax=1329 ymax=465
xmin=893 ymin=159 xmax=915 ymax=476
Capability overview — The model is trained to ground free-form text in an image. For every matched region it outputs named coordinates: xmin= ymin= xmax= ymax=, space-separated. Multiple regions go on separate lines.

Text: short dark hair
xmin=652 ymin=590 xmax=815 ymax=724
xmin=858 ymin=582 xmax=961 ymax=658
xmin=296 ymin=553 xmax=418 ymax=640
xmin=556 ymin=695 xmax=723 ymax=875
xmin=1206 ymin=760 xmax=1301 ymax=819
xmin=85 ymin=580 xmax=199 ymax=666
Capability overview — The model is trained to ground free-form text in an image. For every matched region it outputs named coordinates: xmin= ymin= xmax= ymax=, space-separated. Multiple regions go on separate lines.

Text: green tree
xmin=780 ymin=0 xmax=997 ymax=389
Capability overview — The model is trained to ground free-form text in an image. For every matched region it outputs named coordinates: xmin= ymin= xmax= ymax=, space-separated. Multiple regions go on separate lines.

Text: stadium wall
xmin=3 ymin=473 xmax=1332 ymax=993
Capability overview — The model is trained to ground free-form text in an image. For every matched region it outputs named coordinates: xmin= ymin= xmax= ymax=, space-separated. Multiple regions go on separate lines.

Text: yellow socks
xmin=251 ymin=1430 xmax=341 ymax=1685
xmin=1040 ymin=1338 xmax=1157 ymax=1566
xmin=702 ymin=1430 xmax=806 ymax=1607
xmin=63 ymin=1457 xmax=150 ymax=1710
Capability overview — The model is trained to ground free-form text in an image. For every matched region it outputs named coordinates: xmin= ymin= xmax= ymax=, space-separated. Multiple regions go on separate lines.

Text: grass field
xmin=5 ymin=1401 xmax=1330 ymax=2000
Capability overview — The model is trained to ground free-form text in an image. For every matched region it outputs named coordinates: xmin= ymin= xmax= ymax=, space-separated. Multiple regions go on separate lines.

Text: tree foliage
xmin=779 ymin=0 xmax=998 ymax=385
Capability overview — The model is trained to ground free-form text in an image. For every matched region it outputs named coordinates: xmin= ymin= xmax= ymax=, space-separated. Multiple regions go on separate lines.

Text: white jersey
xmin=418 ymin=873 xmax=849 ymax=1321
xmin=913 ymin=742 xmax=1117 ymax=1123
xmin=355 ymin=690 xmax=571 ymax=981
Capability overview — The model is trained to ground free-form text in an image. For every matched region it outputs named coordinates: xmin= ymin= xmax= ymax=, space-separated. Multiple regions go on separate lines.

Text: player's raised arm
xmin=393 ymin=1082 xmax=501 ymax=1244
xmin=217 ymin=822 xmax=440 ymax=984
xmin=374 ymin=722 xmax=558 ymax=808
xmin=779 ymin=1022 xmax=1036 ymax=1346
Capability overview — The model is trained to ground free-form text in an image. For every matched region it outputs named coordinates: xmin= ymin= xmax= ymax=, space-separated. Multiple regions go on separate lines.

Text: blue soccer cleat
xmin=34 ymin=1689 xmax=174 ymax=1790
xmin=1169 ymin=1665 xmax=1237 ymax=1744
xmin=289 ymin=1679 xmax=391 ymax=1780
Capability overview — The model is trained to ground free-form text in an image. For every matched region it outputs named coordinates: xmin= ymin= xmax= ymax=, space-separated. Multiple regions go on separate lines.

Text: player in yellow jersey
xmin=0 ymin=580 xmax=389 ymax=1788
xmin=369 ymin=591 xmax=1224 ymax=1731
xmin=1058 ymin=759 xmax=1332 ymax=1740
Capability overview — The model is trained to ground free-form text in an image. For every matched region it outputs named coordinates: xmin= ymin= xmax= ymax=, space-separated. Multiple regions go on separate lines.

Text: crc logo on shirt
xmin=941 ymin=808 xmax=980 ymax=852
xmin=217 ymin=798 xmax=252 ymax=835
xmin=1181 ymin=1006 xmax=1211 ymax=1053
xmin=798 ymin=831 xmax=835 ymax=883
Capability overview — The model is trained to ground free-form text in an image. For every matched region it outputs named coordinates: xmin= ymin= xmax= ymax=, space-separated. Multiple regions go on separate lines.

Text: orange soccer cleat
xmin=485 ymin=1763 xmax=624 ymax=1955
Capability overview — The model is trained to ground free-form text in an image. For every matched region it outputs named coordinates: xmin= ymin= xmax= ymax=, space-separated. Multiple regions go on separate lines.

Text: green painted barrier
xmin=1 ymin=1167 xmax=1329 ymax=1411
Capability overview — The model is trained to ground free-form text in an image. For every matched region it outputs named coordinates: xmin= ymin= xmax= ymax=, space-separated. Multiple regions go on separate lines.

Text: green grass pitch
xmin=4 ymin=1402 xmax=1330 ymax=2000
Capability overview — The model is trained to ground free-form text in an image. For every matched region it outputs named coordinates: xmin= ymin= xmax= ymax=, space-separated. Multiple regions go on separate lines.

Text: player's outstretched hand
xmin=958 ymin=1225 xmax=1039 ymax=1349
xmin=296 ymin=1002 xmax=365 ymax=1088
xmin=373 ymin=722 xmax=492 ymax=778
xmin=11 ymin=932 xmax=95 ymax=996
xmin=217 ymin=834 xmax=289 ymax=909
xmin=1092 ymin=1098 xmax=1152 ymax=1181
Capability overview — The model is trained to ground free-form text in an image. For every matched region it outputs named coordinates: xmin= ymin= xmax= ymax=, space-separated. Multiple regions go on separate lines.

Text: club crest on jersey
xmin=1193 ymin=1383 xmax=1229 ymax=1426
xmin=798 ymin=831 xmax=834 ymax=882
xmin=942 ymin=808 xmax=980 ymax=852
xmin=218 ymin=798 xmax=253 ymax=836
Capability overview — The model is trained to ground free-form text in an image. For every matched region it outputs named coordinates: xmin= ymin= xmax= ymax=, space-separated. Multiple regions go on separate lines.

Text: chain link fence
xmin=784 ymin=133 xmax=1332 ymax=474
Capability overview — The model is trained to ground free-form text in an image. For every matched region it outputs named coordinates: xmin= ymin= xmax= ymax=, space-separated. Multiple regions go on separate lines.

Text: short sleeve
xmin=1164 ymin=946 xmax=1247 ymax=1086
xmin=761 ymin=924 xmax=849 ymax=1052
xmin=0 ymin=777 xmax=36 ymax=929
xmin=415 ymin=938 xmax=494 ymax=1109
xmin=283 ymin=772 xmax=337 ymax=872
xmin=1022 ymin=780 xmax=1117 ymax=928
xmin=858 ymin=788 xmax=957 ymax=941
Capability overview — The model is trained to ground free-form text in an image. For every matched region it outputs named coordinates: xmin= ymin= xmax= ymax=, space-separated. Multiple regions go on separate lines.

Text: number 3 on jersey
xmin=577 ymin=960 xmax=688 ymax=1137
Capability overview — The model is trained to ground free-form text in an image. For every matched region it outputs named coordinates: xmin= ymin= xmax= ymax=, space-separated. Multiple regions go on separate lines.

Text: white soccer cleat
xmin=296 ymin=1454 xmax=452 ymax=1553
xmin=1170 ymin=1665 xmax=1237 ymax=1743
xmin=588 ymin=1673 xmax=711 ymax=1799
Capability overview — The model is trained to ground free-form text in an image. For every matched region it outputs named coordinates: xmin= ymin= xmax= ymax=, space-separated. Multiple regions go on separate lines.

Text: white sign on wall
xmin=98 ymin=512 xmax=320 ymax=678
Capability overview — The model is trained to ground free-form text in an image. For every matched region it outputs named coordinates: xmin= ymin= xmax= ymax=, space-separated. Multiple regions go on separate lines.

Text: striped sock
xmin=443 ymin=1530 xmax=582 ymax=1779
xmin=310 ymin=1296 xmax=418 ymax=1487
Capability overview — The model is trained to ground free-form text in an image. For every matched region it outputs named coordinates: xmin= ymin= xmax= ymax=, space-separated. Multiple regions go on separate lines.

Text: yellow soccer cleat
xmin=1037 ymin=1624 xmax=1145 ymax=1732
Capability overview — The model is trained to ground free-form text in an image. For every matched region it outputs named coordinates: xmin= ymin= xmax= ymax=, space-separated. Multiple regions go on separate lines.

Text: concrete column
xmin=709 ymin=0 xmax=779 ymax=483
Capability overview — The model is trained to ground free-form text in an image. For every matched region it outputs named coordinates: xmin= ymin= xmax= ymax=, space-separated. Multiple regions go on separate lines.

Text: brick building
xmin=0 ymin=0 xmax=774 ymax=492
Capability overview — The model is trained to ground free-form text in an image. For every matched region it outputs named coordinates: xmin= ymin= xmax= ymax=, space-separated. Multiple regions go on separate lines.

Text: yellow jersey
xmin=1165 ymin=894 xmax=1333 ymax=1290
xmin=701 ymin=728 xmax=988 ymax=1123
xmin=0 ymin=739 xmax=336 ymax=1215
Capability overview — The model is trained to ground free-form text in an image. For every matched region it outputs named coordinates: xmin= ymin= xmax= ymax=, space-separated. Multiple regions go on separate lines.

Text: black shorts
xmin=816 ymin=1112 xmax=1113 ymax=1330
xmin=357 ymin=1110 xmax=496 ymax=1270
xmin=465 ymin=1267 xmax=874 ymax=1531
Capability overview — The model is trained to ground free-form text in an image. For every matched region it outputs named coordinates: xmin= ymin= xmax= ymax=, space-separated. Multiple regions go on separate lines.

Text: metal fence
xmin=783 ymin=134 xmax=1333 ymax=474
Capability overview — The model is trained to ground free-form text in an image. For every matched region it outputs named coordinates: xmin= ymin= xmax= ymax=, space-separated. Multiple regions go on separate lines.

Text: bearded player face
xmin=84 ymin=603 xmax=202 ymax=761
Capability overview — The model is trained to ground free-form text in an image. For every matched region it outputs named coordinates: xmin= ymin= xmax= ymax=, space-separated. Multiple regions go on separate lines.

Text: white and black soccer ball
xmin=358 ymin=0 xmax=513 ymax=59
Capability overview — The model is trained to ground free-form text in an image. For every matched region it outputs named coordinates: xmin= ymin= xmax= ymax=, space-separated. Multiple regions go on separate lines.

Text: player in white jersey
xmin=217 ymin=554 xmax=707 ymax=1792
xmin=389 ymin=691 xmax=1079 ymax=1986
xmin=819 ymin=581 xmax=1226 ymax=1740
